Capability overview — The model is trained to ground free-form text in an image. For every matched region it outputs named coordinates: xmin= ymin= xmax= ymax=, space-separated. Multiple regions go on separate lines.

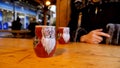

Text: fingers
xmin=80 ymin=34 xmax=102 ymax=44
xmin=96 ymin=32 xmax=110 ymax=38
xmin=92 ymin=29 xmax=110 ymax=38
xmin=94 ymin=34 xmax=103 ymax=40
xmin=81 ymin=29 xmax=110 ymax=44
xmin=94 ymin=35 xmax=103 ymax=42
xmin=90 ymin=35 xmax=103 ymax=44
xmin=88 ymin=39 xmax=101 ymax=44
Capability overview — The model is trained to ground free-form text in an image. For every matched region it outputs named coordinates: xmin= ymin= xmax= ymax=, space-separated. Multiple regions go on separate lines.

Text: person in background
xmin=11 ymin=16 xmax=22 ymax=30
xmin=11 ymin=16 xmax=22 ymax=36
xmin=68 ymin=0 xmax=120 ymax=44
xmin=28 ymin=18 xmax=39 ymax=37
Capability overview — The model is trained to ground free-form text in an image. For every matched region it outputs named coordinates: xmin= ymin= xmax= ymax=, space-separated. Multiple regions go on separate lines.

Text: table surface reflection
xmin=0 ymin=38 xmax=120 ymax=68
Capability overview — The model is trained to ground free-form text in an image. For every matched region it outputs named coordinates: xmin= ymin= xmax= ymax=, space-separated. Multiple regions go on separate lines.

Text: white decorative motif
xmin=41 ymin=27 xmax=56 ymax=55
xmin=62 ymin=28 xmax=70 ymax=43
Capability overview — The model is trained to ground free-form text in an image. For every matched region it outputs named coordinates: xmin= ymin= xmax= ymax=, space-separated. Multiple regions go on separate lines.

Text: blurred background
xmin=0 ymin=0 xmax=56 ymax=30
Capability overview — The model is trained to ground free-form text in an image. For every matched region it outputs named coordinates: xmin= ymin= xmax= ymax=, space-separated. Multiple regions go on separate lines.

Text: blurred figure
xmin=11 ymin=16 xmax=22 ymax=36
xmin=28 ymin=18 xmax=39 ymax=37
xmin=11 ymin=16 xmax=22 ymax=30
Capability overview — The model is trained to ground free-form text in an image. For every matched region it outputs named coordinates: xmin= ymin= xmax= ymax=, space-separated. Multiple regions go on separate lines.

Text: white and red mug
xmin=57 ymin=27 xmax=70 ymax=44
xmin=34 ymin=25 xmax=56 ymax=58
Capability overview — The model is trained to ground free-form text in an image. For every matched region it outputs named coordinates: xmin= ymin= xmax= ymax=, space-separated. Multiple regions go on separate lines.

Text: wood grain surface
xmin=0 ymin=38 xmax=120 ymax=68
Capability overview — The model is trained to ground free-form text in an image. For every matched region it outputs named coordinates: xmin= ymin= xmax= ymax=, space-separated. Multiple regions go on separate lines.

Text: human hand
xmin=80 ymin=29 xmax=110 ymax=44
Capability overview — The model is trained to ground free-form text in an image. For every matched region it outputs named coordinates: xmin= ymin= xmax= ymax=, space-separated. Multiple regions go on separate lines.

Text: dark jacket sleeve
xmin=74 ymin=27 xmax=87 ymax=42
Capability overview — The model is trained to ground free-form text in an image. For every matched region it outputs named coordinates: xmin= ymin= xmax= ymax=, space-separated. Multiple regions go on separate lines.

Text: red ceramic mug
xmin=34 ymin=25 xmax=56 ymax=58
xmin=57 ymin=27 xmax=70 ymax=44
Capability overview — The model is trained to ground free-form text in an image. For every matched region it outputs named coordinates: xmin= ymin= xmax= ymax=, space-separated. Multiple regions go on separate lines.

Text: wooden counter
xmin=0 ymin=30 xmax=31 ymax=38
xmin=0 ymin=38 xmax=120 ymax=68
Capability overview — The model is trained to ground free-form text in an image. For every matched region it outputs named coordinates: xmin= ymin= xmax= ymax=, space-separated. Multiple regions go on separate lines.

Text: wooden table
xmin=0 ymin=38 xmax=120 ymax=68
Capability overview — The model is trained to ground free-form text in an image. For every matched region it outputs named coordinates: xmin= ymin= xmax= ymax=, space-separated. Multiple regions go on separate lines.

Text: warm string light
xmin=45 ymin=1 xmax=51 ymax=6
